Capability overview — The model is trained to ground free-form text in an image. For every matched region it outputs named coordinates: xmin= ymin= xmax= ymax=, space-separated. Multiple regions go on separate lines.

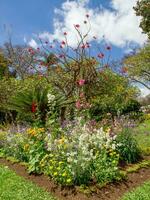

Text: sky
xmin=0 ymin=0 xmax=149 ymax=96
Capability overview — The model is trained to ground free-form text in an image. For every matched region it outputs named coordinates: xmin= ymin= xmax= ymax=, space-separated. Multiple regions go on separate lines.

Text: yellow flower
xmin=24 ymin=144 xmax=29 ymax=151
xmin=66 ymin=178 xmax=72 ymax=183
xmin=58 ymin=138 xmax=65 ymax=145
xmin=62 ymin=172 xmax=67 ymax=177
xmin=59 ymin=161 xmax=64 ymax=165
xmin=54 ymin=172 xmax=58 ymax=176
xmin=27 ymin=128 xmax=36 ymax=136
xmin=38 ymin=128 xmax=45 ymax=133
xmin=49 ymin=166 xmax=53 ymax=170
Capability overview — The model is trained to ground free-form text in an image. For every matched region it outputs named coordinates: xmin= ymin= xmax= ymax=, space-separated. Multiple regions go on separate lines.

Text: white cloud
xmin=39 ymin=0 xmax=147 ymax=48
xmin=28 ymin=39 xmax=38 ymax=49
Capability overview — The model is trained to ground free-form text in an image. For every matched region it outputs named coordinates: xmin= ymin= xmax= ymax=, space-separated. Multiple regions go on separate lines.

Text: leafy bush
xmin=25 ymin=128 xmax=47 ymax=173
xmin=0 ymin=130 xmax=28 ymax=161
xmin=93 ymin=148 xmax=120 ymax=184
xmin=115 ymin=128 xmax=141 ymax=164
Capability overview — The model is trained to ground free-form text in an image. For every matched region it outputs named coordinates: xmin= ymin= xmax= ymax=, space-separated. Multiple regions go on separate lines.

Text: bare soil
xmin=0 ymin=157 xmax=150 ymax=200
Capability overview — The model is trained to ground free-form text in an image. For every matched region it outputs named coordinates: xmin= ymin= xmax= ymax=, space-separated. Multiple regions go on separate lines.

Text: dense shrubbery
xmin=116 ymin=128 xmax=141 ymax=164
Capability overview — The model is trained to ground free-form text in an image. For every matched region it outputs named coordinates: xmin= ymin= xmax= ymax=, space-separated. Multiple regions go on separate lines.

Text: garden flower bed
xmin=1 ymin=156 xmax=150 ymax=200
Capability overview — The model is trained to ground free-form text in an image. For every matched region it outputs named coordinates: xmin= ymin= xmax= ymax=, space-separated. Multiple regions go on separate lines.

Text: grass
xmin=133 ymin=120 xmax=150 ymax=155
xmin=0 ymin=165 xmax=57 ymax=200
xmin=121 ymin=181 xmax=150 ymax=200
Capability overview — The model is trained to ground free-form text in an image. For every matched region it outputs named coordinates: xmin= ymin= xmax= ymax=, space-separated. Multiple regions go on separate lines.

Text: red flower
xmin=75 ymin=24 xmax=80 ymax=28
xmin=98 ymin=53 xmax=104 ymax=59
xmin=106 ymin=45 xmax=111 ymax=50
xmin=31 ymin=102 xmax=37 ymax=113
xmin=61 ymin=41 xmax=66 ymax=45
xmin=81 ymin=44 xmax=86 ymax=49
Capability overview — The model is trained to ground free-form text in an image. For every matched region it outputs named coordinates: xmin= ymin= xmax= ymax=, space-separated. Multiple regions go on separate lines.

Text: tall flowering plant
xmin=26 ymin=14 xmax=112 ymax=121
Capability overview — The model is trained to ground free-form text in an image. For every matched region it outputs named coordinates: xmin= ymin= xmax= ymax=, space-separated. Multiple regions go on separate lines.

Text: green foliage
xmin=25 ymin=128 xmax=47 ymax=173
xmin=8 ymin=85 xmax=50 ymax=125
xmin=125 ymin=160 xmax=150 ymax=173
xmin=124 ymin=44 xmax=150 ymax=90
xmin=0 ymin=131 xmax=28 ymax=162
xmin=121 ymin=180 xmax=150 ymax=200
xmin=89 ymin=69 xmax=138 ymax=120
xmin=134 ymin=0 xmax=150 ymax=39
xmin=0 ymin=53 xmax=9 ymax=79
xmin=0 ymin=165 xmax=56 ymax=200
xmin=93 ymin=149 xmax=120 ymax=185
xmin=133 ymin=119 xmax=150 ymax=155
xmin=116 ymin=128 xmax=141 ymax=164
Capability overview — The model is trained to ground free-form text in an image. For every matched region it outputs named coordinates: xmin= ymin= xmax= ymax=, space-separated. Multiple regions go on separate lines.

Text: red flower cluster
xmin=31 ymin=102 xmax=37 ymax=113
xmin=28 ymin=48 xmax=35 ymax=55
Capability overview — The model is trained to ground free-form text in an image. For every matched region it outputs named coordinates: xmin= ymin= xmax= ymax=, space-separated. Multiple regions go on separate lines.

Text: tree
xmin=89 ymin=69 xmax=138 ymax=121
xmin=123 ymin=44 xmax=150 ymax=90
xmin=3 ymin=41 xmax=37 ymax=79
xmin=134 ymin=0 xmax=150 ymax=39
xmin=0 ymin=52 xmax=9 ymax=79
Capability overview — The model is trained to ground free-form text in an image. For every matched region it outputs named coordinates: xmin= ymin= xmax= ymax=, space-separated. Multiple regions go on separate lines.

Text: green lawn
xmin=0 ymin=165 xmax=57 ymax=200
xmin=133 ymin=120 xmax=150 ymax=154
xmin=121 ymin=181 xmax=150 ymax=200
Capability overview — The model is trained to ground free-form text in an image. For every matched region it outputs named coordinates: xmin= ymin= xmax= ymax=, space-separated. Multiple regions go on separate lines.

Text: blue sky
xmin=0 ymin=0 xmax=147 ymax=60
xmin=0 ymin=0 xmax=149 ymax=96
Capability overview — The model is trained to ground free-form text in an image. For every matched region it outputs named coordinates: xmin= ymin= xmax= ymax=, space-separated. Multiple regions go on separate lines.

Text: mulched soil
xmin=0 ymin=157 xmax=150 ymax=200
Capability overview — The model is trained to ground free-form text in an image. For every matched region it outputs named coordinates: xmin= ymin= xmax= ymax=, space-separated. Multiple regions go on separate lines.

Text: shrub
xmin=25 ymin=128 xmax=47 ymax=173
xmin=115 ymin=128 xmax=141 ymax=164
xmin=93 ymin=148 xmax=120 ymax=184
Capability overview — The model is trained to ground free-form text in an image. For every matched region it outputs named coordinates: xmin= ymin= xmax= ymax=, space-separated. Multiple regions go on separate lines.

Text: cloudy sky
xmin=0 ymin=0 xmax=149 ymax=96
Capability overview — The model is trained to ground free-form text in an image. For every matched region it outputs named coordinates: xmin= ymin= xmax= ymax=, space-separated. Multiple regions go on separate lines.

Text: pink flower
xmin=79 ymin=92 xmax=84 ymax=98
xmin=75 ymin=24 xmax=80 ymax=28
xmin=78 ymin=79 xmax=85 ymax=86
xmin=98 ymin=53 xmax=104 ymax=59
xmin=75 ymin=100 xmax=81 ymax=109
